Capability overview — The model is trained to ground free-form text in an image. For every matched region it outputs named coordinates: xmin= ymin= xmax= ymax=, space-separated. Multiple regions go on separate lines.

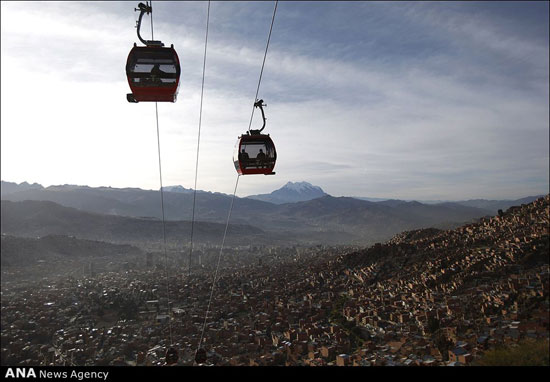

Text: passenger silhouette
xmin=239 ymin=148 xmax=250 ymax=161
xmin=150 ymin=64 xmax=166 ymax=83
xmin=256 ymin=148 xmax=267 ymax=168
xmin=239 ymin=149 xmax=250 ymax=169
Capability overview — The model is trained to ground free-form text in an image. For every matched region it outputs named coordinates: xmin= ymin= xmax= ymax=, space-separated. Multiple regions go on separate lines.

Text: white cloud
xmin=1 ymin=1 xmax=548 ymax=201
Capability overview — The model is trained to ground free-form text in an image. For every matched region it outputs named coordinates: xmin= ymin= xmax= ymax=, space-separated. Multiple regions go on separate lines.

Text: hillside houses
xmin=1 ymin=196 xmax=548 ymax=366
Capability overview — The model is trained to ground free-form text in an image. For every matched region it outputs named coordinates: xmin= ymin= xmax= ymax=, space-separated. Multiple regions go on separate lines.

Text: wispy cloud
xmin=1 ymin=1 xmax=548 ymax=200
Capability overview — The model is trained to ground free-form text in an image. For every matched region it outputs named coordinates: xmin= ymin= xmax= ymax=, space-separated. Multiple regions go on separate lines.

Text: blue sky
xmin=1 ymin=1 xmax=548 ymax=200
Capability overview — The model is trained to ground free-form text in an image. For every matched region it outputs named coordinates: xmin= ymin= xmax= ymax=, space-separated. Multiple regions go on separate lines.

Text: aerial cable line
xmin=149 ymin=0 xmax=155 ymax=40
xmin=155 ymin=103 xmax=174 ymax=347
xmin=194 ymin=0 xmax=279 ymax=364
xmin=195 ymin=174 xmax=240 ymax=364
xmin=148 ymin=0 xmax=174 ymax=347
xmin=247 ymin=0 xmax=278 ymax=134
xmin=188 ymin=0 xmax=211 ymax=278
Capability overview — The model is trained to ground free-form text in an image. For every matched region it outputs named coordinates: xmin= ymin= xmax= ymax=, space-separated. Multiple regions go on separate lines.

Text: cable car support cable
xmin=195 ymin=174 xmax=240 ymax=364
xmin=155 ymin=102 xmax=174 ymax=348
xmin=146 ymin=0 xmax=174 ymax=347
xmin=188 ymin=0 xmax=211 ymax=279
xmin=247 ymin=0 xmax=278 ymax=134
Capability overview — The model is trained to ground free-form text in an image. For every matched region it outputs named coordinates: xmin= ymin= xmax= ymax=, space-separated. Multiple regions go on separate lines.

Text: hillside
xmin=0 ymin=200 xmax=266 ymax=247
xmin=268 ymin=196 xmax=493 ymax=243
xmin=317 ymin=194 xmax=550 ymax=365
xmin=342 ymin=195 xmax=549 ymax=279
xmin=1 ymin=234 xmax=144 ymax=266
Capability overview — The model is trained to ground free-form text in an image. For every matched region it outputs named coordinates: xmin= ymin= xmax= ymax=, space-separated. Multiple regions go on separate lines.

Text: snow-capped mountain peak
xmin=283 ymin=181 xmax=323 ymax=193
xmin=247 ymin=181 xmax=328 ymax=204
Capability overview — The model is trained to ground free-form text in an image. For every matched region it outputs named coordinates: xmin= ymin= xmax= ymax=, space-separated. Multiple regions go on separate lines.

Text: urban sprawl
xmin=1 ymin=196 xmax=549 ymax=366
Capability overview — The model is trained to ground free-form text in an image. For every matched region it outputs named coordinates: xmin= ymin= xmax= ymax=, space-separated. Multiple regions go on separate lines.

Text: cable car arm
xmin=253 ymin=99 xmax=267 ymax=133
xmin=135 ymin=2 xmax=164 ymax=47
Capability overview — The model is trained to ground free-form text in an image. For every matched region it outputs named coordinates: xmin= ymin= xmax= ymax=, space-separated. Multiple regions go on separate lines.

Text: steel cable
xmin=247 ymin=0 xmax=279 ymax=133
xmin=149 ymin=0 xmax=174 ymax=347
xmin=195 ymin=174 xmax=240 ymax=363
xmin=188 ymin=0 xmax=211 ymax=278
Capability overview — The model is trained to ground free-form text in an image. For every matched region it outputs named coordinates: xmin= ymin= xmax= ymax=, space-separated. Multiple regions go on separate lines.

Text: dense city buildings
xmin=1 ymin=196 xmax=549 ymax=366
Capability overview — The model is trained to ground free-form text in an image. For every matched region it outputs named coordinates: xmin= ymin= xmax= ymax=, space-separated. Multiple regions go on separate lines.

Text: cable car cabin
xmin=234 ymin=133 xmax=276 ymax=175
xmin=126 ymin=45 xmax=181 ymax=103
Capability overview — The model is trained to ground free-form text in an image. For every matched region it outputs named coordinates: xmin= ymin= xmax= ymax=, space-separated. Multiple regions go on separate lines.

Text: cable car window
xmin=129 ymin=63 xmax=178 ymax=86
xmin=127 ymin=47 xmax=180 ymax=88
xmin=239 ymin=142 xmax=275 ymax=169
xmin=132 ymin=63 xmax=177 ymax=74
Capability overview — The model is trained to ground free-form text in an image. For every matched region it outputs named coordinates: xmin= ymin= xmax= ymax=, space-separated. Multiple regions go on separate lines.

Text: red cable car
xmin=126 ymin=44 xmax=181 ymax=103
xmin=126 ymin=2 xmax=181 ymax=103
xmin=233 ymin=100 xmax=277 ymax=176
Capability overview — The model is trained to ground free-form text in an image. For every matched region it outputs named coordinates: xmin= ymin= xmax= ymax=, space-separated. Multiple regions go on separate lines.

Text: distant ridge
xmin=353 ymin=195 xmax=545 ymax=210
xmin=2 ymin=180 xmax=543 ymax=246
xmin=453 ymin=196 xmax=545 ymax=213
xmin=1 ymin=180 xmax=43 ymax=195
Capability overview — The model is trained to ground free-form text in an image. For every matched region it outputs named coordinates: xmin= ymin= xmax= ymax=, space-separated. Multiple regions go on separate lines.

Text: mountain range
xmin=1 ymin=180 xmax=544 ymax=246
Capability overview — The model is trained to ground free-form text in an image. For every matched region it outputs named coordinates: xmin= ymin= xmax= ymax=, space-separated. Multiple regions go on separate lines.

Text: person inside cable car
xmin=239 ymin=148 xmax=250 ymax=169
xmin=256 ymin=148 xmax=267 ymax=168
xmin=150 ymin=63 xmax=168 ymax=84
xmin=239 ymin=148 xmax=250 ymax=161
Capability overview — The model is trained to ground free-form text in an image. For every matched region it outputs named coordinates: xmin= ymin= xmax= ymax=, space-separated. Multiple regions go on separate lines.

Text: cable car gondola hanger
xmin=234 ymin=99 xmax=277 ymax=176
xmin=126 ymin=2 xmax=181 ymax=103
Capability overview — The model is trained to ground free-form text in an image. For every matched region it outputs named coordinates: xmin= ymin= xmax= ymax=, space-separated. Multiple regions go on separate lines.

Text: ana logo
xmin=5 ymin=368 xmax=37 ymax=378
